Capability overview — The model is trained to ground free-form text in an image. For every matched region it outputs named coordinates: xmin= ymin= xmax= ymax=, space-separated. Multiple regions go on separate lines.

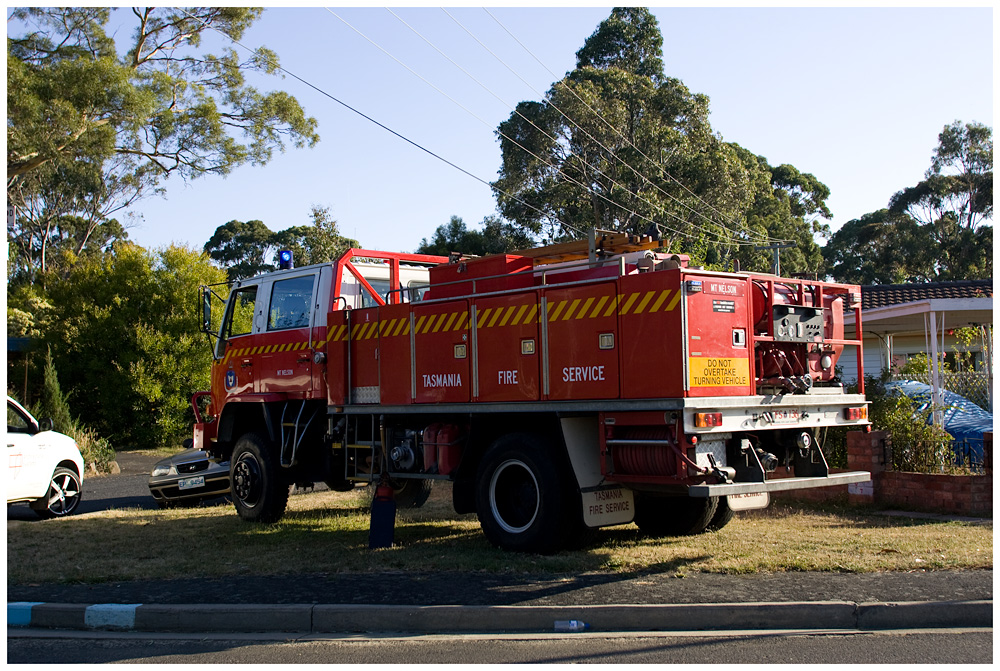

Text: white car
xmin=6 ymin=397 xmax=85 ymax=518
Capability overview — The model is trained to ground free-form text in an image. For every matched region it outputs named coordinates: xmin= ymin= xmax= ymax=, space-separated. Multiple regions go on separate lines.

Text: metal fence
xmin=891 ymin=371 xmax=993 ymax=412
xmin=886 ymin=437 xmax=990 ymax=475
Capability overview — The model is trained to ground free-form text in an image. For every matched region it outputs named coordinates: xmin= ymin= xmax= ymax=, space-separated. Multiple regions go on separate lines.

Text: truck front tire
xmin=475 ymin=433 xmax=572 ymax=554
xmin=231 ymin=432 xmax=290 ymax=524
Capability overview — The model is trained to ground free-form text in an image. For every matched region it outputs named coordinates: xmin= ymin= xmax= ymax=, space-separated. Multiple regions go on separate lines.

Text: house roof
xmin=861 ymin=280 xmax=992 ymax=311
xmin=846 ymin=280 xmax=993 ymax=333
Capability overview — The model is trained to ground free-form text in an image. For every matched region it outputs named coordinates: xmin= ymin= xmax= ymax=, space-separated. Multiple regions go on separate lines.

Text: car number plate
xmin=770 ymin=409 xmax=800 ymax=424
xmin=178 ymin=476 xmax=205 ymax=491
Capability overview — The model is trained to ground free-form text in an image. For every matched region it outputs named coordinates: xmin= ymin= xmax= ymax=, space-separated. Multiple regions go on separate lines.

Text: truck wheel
xmin=325 ymin=478 xmax=356 ymax=492
xmin=633 ymin=494 xmax=718 ymax=537
xmin=706 ymin=496 xmax=735 ymax=531
xmin=388 ymin=478 xmax=433 ymax=509
xmin=475 ymin=433 xmax=571 ymax=554
xmin=230 ymin=432 xmax=290 ymax=524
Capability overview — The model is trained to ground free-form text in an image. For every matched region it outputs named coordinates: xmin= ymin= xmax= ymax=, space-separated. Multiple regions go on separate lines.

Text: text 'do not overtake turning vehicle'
xmin=192 ymin=233 xmax=871 ymax=552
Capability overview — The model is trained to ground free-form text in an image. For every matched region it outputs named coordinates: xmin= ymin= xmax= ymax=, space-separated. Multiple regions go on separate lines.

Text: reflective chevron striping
xmin=223 ymin=287 xmax=682 ymax=362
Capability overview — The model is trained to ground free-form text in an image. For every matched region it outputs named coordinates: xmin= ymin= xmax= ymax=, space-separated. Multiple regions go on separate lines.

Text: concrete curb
xmin=7 ymin=600 xmax=992 ymax=634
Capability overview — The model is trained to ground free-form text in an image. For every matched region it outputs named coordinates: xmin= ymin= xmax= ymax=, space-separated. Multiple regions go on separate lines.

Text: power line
xmin=418 ymin=7 xmax=743 ymax=246
xmin=483 ymin=7 xmax=789 ymax=246
xmin=176 ymin=8 xmax=576 ymax=242
xmin=446 ymin=8 xmax=762 ymax=247
xmin=344 ymin=7 xmax=728 ymax=245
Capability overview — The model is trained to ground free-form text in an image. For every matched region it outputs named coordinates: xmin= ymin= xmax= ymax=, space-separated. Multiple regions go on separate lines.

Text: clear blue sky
xmin=115 ymin=5 xmax=993 ymax=255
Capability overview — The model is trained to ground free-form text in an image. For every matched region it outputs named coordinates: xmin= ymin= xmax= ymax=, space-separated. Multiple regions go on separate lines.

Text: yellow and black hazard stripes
xmin=616 ymin=288 xmax=680 ymax=316
xmin=313 ymin=286 xmax=682 ymax=347
xmin=222 ymin=340 xmax=310 ymax=365
xmin=477 ymin=302 xmax=538 ymax=329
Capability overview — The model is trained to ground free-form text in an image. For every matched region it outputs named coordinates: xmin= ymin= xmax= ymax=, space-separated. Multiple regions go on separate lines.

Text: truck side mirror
xmin=201 ymin=287 xmax=212 ymax=334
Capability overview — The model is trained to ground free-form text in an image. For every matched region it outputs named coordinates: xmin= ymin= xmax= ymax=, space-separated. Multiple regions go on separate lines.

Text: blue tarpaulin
xmin=884 ymin=380 xmax=993 ymax=463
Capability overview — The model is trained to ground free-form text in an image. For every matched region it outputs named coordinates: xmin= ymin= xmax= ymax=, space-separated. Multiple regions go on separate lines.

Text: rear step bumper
xmin=688 ymin=471 xmax=871 ymax=497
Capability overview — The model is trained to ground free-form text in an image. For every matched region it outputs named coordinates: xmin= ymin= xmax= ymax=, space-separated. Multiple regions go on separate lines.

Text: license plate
xmin=582 ymin=488 xmax=635 ymax=528
xmin=727 ymin=491 xmax=769 ymax=511
xmin=770 ymin=409 xmax=800 ymax=424
xmin=178 ymin=476 xmax=205 ymax=491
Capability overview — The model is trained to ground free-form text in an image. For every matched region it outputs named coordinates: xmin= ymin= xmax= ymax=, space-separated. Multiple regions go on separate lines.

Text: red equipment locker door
xmin=618 ymin=270 xmax=685 ymax=399
xmin=684 ymin=273 xmax=753 ymax=397
xmin=325 ymin=310 xmax=349 ymax=405
xmin=349 ymin=307 xmax=381 ymax=403
xmin=413 ymin=301 xmax=470 ymax=403
xmin=474 ymin=294 xmax=540 ymax=402
xmin=544 ymin=283 xmax=620 ymax=400
xmin=377 ymin=303 xmax=413 ymax=405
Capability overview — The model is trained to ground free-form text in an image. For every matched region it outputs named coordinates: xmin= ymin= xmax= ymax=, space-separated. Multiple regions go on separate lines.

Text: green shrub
xmin=32 ymin=350 xmax=117 ymax=474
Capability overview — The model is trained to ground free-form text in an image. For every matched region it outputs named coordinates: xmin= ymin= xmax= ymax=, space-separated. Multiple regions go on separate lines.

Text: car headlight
xmin=151 ymin=465 xmax=171 ymax=477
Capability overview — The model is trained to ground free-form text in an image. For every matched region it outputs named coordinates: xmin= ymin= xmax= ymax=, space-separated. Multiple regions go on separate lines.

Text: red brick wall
xmin=877 ymin=471 xmax=993 ymax=515
xmin=770 ymin=430 xmax=992 ymax=515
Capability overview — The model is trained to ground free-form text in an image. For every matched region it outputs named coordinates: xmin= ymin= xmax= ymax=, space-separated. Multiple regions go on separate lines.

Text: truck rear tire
xmin=231 ymin=432 xmax=290 ymax=524
xmin=633 ymin=494 xmax=718 ymax=537
xmin=475 ymin=433 xmax=572 ymax=554
xmin=706 ymin=496 xmax=735 ymax=531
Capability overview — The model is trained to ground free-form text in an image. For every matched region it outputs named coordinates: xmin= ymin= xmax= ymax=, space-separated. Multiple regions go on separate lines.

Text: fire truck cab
xmin=195 ymin=238 xmax=871 ymax=553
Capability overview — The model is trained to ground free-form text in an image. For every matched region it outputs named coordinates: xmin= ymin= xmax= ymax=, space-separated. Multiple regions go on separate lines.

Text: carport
xmin=845 ymin=293 xmax=993 ymax=415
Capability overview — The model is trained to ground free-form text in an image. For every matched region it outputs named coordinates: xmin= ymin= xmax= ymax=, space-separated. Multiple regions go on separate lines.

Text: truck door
xmin=257 ymin=272 xmax=317 ymax=396
xmin=215 ymin=284 xmax=260 ymax=402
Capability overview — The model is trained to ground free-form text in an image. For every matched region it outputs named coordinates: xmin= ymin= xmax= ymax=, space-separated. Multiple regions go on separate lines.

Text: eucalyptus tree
xmin=823 ymin=121 xmax=993 ymax=283
xmin=491 ymin=7 xmax=827 ymax=274
xmin=7 ymin=7 xmax=319 ymax=283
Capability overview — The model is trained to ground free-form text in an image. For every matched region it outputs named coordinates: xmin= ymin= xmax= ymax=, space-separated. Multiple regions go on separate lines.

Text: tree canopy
xmin=7 ymin=7 xmax=319 ymax=283
xmin=489 ymin=7 xmax=828 ymax=275
xmin=39 ymin=244 xmax=227 ymax=446
xmin=204 ymin=206 xmax=359 ymax=281
xmin=416 ymin=215 xmax=535 ymax=257
xmin=823 ymin=121 xmax=993 ymax=284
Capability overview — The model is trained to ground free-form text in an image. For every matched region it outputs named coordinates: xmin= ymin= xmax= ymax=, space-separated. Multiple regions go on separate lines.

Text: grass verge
xmin=7 ymin=483 xmax=992 ymax=585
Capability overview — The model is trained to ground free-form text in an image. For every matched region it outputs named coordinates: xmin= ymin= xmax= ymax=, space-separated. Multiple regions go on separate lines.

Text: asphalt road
xmin=8 ymin=629 xmax=993 ymax=664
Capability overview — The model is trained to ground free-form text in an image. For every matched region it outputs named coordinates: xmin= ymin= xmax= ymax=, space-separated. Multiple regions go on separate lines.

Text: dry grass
xmin=7 ymin=483 xmax=992 ymax=585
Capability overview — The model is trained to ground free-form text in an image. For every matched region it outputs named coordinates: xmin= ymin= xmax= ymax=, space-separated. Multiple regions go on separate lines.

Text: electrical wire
xmin=335 ymin=7 xmax=734 ymax=245
xmin=393 ymin=7 xmax=738 ymax=246
xmin=176 ymin=8 xmax=575 ymax=242
xmin=483 ymin=7 xmax=791 ymax=246
xmin=446 ymin=7 xmax=764 ymax=247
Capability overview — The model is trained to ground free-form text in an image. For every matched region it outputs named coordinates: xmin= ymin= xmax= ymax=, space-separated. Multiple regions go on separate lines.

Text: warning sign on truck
xmin=688 ymin=357 xmax=750 ymax=387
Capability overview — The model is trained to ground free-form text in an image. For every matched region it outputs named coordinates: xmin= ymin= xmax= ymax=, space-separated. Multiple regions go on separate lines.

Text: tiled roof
xmin=861 ymin=280 xmax=993 ymax=310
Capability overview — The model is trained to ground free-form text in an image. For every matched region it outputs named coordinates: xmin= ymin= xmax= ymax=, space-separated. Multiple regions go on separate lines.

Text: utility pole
xmin=755 ymin=242 xmax=795 ymax=275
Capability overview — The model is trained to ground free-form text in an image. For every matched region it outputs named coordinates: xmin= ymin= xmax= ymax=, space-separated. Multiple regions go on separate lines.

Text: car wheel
xmin=633 ymin=494 xmax=718 ymax=537
xmin=230 ymin=432 xmax=290 ymax=524
xmin=31 ymin=467 xmax=82 ymax=519
xmin=475 ymin=433 xmax=572 ymax=554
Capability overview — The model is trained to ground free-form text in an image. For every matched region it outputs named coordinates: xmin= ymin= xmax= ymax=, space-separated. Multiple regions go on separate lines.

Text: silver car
xmin=148 ymin=446 xmax=230 ymax=508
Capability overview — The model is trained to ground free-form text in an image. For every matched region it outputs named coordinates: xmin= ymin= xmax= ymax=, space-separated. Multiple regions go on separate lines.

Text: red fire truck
xmin=194 ymin=233 xmax=870 ymax=553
